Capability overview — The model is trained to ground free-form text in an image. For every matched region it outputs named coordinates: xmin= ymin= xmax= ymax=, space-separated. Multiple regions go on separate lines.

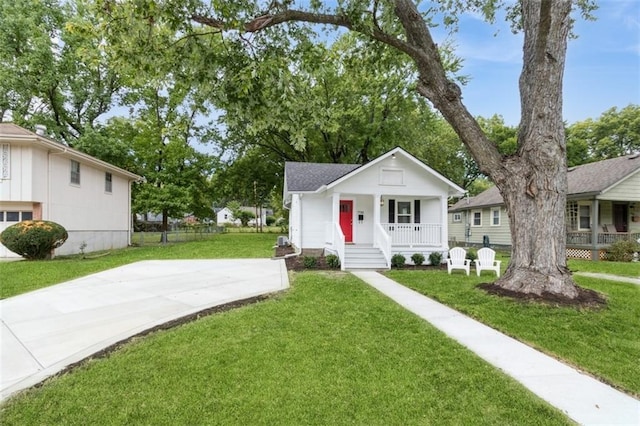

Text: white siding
xmin=353 ymin=195 xmax=374 ymax=245
xmin=300 ymin=194 xmax=331 ymax=248
xmin=0 ymin=139 xmax=136 ymax=258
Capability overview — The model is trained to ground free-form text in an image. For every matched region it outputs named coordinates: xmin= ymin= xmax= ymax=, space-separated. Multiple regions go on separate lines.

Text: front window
xmin=579 ymin=204 xmax=591 ymax=230
xmin=22 ymin=211 xmax=33 ymax=220
xmin=70 ymin=160 xmax=80 ymax=185
xmin=6 ymin=211 xmax=19 ymax=222
xmin=105 ymin=172 xmax=112 ymax=193
xmin=397 ymin=201 xmax=411 ymax=223
xmin=472 ymin=210 xmax=482 ymax=227
xmin=491 ymin=208 xmax=500 ymax=226
xmin=453 ymin=213 xmax=461 ymax=223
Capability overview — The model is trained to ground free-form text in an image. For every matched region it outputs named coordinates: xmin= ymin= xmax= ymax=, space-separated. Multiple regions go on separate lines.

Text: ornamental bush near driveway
xmin=0 ymin=220 xmax=68 ymax=260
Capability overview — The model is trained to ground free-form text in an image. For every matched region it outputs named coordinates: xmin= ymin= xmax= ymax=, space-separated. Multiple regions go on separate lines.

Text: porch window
xmin=579 ymin=204 xmax=591 ymax=230
xmin=566 ymin=201 xmax=578 ymax=231
xmin=397 ymin=201 xmax=411 ymax=223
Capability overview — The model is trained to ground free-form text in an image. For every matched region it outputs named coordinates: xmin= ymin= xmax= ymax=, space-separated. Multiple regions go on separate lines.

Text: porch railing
xmin=380 ymin=223 xmax=442 ymax=246
xmin=333 ymin=222 xmax=346 ymax=271
xmin=566 ymin=231 xmax=640 ymax=246
xmin=374 ymin=223 xmax=391 ymax=267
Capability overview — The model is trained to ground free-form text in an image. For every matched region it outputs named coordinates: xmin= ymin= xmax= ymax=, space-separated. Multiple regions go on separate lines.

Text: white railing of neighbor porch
xmin=380 ymin=223 xmax=442 ymax=246
xmin=374 ymin=223 xmax=391 ymax=267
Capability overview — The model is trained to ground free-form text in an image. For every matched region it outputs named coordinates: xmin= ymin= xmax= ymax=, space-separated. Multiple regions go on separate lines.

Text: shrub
xmin=0 ymin=220 xmax=68 ymax=260
xmin=326 ymin=254 xmax=341 ymax=269
xmin=606 ymin=239 xmax=640 ymax=262
xmin=428 ymin=251 xmax=442 ymax=266
xmin=466 ymin=249 xmax=477 ymax=262
xmin=303 ymin=256 xmax=318 ymax=268
xmin=391 ymin=254 xmax=406 ymax=268
xmin=265 ymin=216 xmax=276 ymax=226
xmin=411 ymin=253 xmax=425 ymax=266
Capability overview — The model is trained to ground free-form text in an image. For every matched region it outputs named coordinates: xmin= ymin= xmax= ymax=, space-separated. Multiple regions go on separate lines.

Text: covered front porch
xmin=323 ymin=193 xmax=449 ymax=270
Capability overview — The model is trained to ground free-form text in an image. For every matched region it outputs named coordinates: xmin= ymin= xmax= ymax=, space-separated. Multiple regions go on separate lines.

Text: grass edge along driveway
xmin=1 ymin=272 xmax=570 ymax=425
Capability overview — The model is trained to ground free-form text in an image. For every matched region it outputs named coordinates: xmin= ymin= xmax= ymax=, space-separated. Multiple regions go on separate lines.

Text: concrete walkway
xmin=574 ymin=271 xmax=640 ymax=286
xmin=1 ymin=259 xmax=289 ymax=403
xmin=352 ymin=271 xmax=640 ymax=426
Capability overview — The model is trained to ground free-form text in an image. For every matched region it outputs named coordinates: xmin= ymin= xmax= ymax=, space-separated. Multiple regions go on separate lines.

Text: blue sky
xmin=431 ymin=0 xmax=640 ymax=126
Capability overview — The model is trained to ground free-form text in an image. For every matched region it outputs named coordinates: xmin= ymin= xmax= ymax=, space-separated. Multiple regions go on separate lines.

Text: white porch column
xmin=332 ymin=192 xmax=341 ymax=231
xmin=373 ymin=194 xmax=381 ymax=226
xmin=591 ymin=199 xmax=599 ymax=261
xmin=441 ymin=196 xmax=448 ymax=249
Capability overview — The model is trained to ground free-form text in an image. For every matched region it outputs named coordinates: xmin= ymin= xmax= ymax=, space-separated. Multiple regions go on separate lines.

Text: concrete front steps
xmin=344 ymin=245 xmax=388 ymax=269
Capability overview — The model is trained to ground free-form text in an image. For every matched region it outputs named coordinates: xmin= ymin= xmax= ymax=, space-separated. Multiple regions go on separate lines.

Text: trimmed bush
xmin=265 ymin=216 xmax=276 ymax=226
xmin=391 ymin=254 xmax=406 ymax=268
xmin=0 ymin=220 xmax=68 ymax=260
xmin=606 ymin=239 xmax=640 ymax=262
xmin=303 ymin=256 xmax=318 ymax=268
xmin=466 ymin=249 xmax=477 ymax=262
xmin=411 ymin=253 xmax=425 ymax=266
xmin=326 ymin=254 xmax=341 ymax=269
xmin=428 ymin=251 xmax=442 ymax=266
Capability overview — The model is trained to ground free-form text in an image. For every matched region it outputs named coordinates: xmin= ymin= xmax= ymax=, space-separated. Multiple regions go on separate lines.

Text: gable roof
xmin=0 ymin=123 xmax=141 ymax=181
xmin=285 ymin=147 xmax=466 ymax=196
xmin=285 ymin=162 xmax=361 ymax=192
xmin=450 ymin=154 xmax=640 ymax=211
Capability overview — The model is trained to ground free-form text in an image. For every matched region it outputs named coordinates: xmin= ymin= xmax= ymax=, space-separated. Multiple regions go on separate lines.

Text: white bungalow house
xmin=449 ymin=153 xmax=640 ymax=260
xmin=0 ymin=123 xmax=141 ymax=258
xmin=283 ymin=147 xmax=466 ymax=269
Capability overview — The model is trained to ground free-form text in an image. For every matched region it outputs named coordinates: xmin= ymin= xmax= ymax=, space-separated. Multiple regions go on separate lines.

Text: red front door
xmin=339 ymin=200 xmax=353 ymax=243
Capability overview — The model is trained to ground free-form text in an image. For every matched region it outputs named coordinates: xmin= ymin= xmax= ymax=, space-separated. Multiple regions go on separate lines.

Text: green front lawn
xmin=387 ymin=270 xmax=640 ymax=397
xmin=568 ymin=258 xmax=640 ymax=278
xmin=0 ymin=233 xmax=276 ymax=299
xmin=0 ymin=272 xmax=569 ymax=425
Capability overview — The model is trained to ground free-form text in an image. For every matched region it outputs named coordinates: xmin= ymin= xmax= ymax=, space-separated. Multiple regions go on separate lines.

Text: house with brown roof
xmin=448 ymin=154 xmax=640 ymax=260
xmin=0 ymin=123 xmax=141 ymax=258
xmin=283 ymin=147 xmax=466 ymax=269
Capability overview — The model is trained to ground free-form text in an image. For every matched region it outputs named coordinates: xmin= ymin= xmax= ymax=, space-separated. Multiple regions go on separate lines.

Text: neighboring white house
xmin=216 ymin=206 xmax=272 ymax=226
xmin=283 ymin=147 xmax=466 ymax=269
xmin=0 ymin=123 xmax=141 ymax=258
xmin=449 ymin=153 xmax=640 ymax=260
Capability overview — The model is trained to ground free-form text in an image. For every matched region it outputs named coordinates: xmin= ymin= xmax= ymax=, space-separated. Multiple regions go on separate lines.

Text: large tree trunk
xmin=491 ymin=0 xmax=577 ymax=298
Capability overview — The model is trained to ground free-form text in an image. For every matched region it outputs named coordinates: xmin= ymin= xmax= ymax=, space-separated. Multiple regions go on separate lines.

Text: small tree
xmin=0 ymin=220 xmax=68 ymax=260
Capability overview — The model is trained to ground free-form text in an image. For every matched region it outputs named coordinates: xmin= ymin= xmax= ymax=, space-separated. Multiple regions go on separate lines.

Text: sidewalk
xmin=352 ymin=271 xmax=640 ymax=426
xmin=574 ymin=272 xmax=640 ymax=286
xmin=1 ymin=259 xmax=289 ymax=403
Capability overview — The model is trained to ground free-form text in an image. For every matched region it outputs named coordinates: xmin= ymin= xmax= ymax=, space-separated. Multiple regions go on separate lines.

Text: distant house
xmin=449 ymin=154 xmax=640 ymax=260
xmin=0 ymin=123 xmax=141 ymax=258
xmin=216 ymin=206 xmax=273 ymax=226
xmin=283 ymin=147 xmax=465 ymax=269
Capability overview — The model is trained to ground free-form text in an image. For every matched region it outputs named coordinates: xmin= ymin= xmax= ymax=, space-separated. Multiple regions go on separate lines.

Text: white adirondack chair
xmin=447 ymin=247 xmax=470 ymax=275
xmin=475 ymin=248 xmax=501 ymax=277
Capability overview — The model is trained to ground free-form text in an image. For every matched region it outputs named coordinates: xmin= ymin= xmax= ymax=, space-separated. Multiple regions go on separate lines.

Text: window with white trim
xmin=578 ymin=203 xmax=591 ymax=230
xmin=70 ymin=160 xmax=80 ymax=185
xmin=491 ymin=208 xmax=500 ymax=226
xmin=472 ymin=210 xmax=482 ymax=227
xmin=397 ymin=201 xmax=411 ymax=223
xmin=452 ymin=212 xmax=461 ymax=223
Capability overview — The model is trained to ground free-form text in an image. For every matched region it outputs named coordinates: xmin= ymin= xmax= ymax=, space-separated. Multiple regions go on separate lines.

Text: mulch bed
xmin=478 ymin=283 xmax=607 ymax=308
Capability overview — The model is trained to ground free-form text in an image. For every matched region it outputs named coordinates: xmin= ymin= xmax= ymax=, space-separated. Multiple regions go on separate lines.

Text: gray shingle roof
xmin=285 ymin=162 xmax=361 ymax=192
xmin=450 ymin=154 xmax=640 ymax=211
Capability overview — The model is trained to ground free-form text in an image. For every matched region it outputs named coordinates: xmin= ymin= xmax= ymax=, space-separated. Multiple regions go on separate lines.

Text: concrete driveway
xmin=1 ymin=259 xmax=289 ymax=402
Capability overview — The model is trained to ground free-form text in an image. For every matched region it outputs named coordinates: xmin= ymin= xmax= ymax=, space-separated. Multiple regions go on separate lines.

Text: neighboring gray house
xmin=449 ymin=154 xmax=640 ymax=260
